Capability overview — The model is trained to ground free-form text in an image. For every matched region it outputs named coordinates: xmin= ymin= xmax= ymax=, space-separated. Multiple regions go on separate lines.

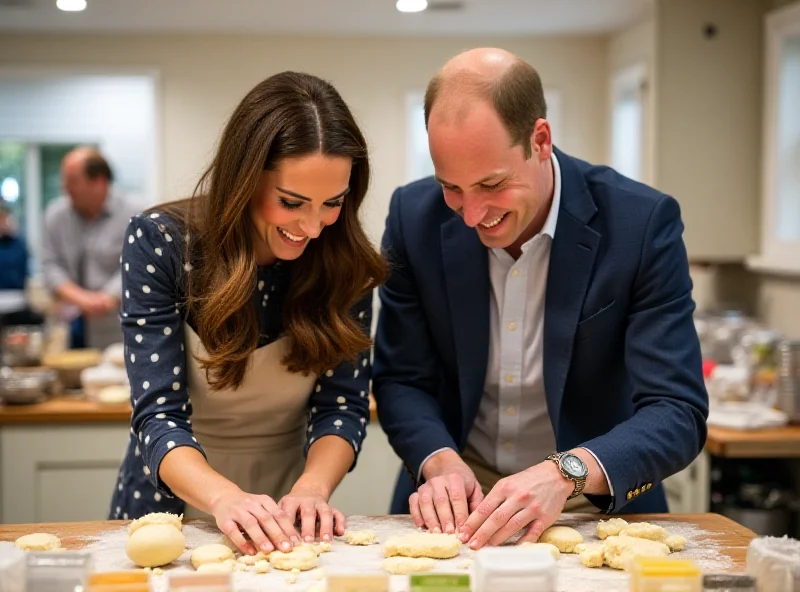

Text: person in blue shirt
xmin=109 ymin=71 xmax=386 ymax=558
xmin=0 ymin=205 xmax=28 ymax=292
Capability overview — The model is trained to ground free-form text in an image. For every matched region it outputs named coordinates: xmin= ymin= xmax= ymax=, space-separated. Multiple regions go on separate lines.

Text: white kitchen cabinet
xmin=663 ymin=450 xmax=710 ymax=513
xmin=0 ymin=424 xmax=129 ymax=523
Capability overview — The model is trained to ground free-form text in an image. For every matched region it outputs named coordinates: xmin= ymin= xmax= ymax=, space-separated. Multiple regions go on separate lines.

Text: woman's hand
xmin=279 ymin=482 xmax=346 ymax=543
xmin=209 ymin=487 xmax=301 ymax=555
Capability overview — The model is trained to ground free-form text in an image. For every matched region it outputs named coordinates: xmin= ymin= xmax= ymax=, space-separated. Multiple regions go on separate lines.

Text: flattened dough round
xmin=619 ymin=522 xmax=667 ymax=542
xmin=126 ymin=524 xmax=185 ymax=568
xmin=268 ymin=547 xmax=318 ymax=571
xmin=383 ymin=556 xmax=436 ymax=574
xmin=128 ymin=512 xmax=183 ymax=535
xmin=197 ymin=562 xmax=234 ymax=574
xmin=577 ymin=543 xmax=605 ymax=568
xmin=190 ymin=543 xmax=235 ymax=569
xmin=519 ymin=542 xmax=560 ymax=560
xmin=15 ymin=533 xmax=61 ymax=551
xmin=344 ymin=530 xmax=377 ymax=546
xmin=539 ymin=526 xmax=583 ymax=554
xmin=383 ymin=533 xmax=461 ymax=559
xmin=596 ymin=518 xmax=628 ymax=540
xmin=603 ymin=535 xmax=670 ymax=570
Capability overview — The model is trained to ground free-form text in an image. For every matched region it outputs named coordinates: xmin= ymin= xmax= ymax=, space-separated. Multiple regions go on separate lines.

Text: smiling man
xmin=372 ymin=48 xmax=709 ymax=549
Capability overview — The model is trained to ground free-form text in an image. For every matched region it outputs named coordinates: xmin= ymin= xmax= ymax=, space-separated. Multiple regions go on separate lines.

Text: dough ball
xmin=126 ymin=524 xmax=185 ymax=568
xmin=197 ymin=562 xmax=234 ymax=574
xmin=596 ymin=518 xmax=628 ymax=540
xmin=539 ymin=526 xmax=583 ymax=554
xmin=237 ymin=551 xmax=268 ymax=566
xmin=268 ymin=547 xmax=318 ymax=571
xmin=519 ymin=542 xmax=560 ymax=560
xmin=383 ymin=533 xmax=461 ymax=559
xmin=383 ymin=556 xmax=436 ymax=574
xmin=297 ymin=543 xmax=321 ymax=556
xmin=190 ymin=543 xmax=234 ymax=569
xmin=254 ymin=559 xmax=271 ymax=574
xmin=344 ymin=530 xmax=377 ymax=546
xmin=577 ymin=543 xmax=605 ymax=568
xmin=15 ymin=533 xmax=61 ymax=551
xmin=602 ymin=535 xmax=670 ymax=570
xmin=619 ymin=522 xmax=667 ymax=542
xmin=315 ymin=541 xmax=331 ymax=553
xmin=665 ymin=534 xmax=686 ymax=552
xmin=128 ymin=512 xmax=183 ymax=535
xmin=97 ymin=385 xmax=130 ymax=404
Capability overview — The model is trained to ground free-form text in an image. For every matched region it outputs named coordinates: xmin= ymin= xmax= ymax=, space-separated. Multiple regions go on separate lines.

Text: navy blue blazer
xmin=372 ymin=147 xmax=709 ymax=515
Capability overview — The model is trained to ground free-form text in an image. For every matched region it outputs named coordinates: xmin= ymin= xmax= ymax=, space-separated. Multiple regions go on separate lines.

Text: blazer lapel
xmin=544 ymin=149 xmax=600 ymax=428
xmin=441 ymin=216 xmax=490 ymax=442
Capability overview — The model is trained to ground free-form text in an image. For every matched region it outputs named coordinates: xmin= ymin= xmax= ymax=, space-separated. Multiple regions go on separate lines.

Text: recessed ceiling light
xmin=396 ymin=0 xmax=428 ymax=13
xmin=57 ymin=0 xmax=87 ymax=12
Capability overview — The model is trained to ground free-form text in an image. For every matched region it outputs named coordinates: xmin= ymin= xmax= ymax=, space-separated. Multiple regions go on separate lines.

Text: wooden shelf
xmin=706 ymin=425 xmax=800 ymax=458
xmin=0 ymin=395 xmax=131 ymax=425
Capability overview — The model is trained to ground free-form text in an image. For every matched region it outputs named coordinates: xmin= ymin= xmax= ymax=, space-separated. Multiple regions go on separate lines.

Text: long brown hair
xmin=160 ymin=72 xmax=386 ymax=391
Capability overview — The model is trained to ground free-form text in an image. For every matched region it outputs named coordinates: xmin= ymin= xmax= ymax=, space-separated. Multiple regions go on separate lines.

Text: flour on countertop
xmin=78 ymin=515 xmax=739 ymax=592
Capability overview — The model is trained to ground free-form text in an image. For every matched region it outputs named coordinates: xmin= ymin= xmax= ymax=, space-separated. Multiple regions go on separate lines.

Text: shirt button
xmin=511 ymin=269 xmax=520 ymax=277
xmin=506 ymin=406 xmax=517 ymax=416
xmin=507 ymin=321 xmax=517 ymax=331
xmin=505 ymin=374 xmax=514 ymax=384
xmin=503 ymin=442 xmax=514 ymax=451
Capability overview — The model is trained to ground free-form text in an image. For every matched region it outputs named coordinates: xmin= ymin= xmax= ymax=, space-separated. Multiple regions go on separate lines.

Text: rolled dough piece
xmin=254 ymin=559 xmax=271 ymax=574
xmin=576 ymin=543 xmax=605 ymax=568
xmin=190 ymin=543 xmax=234 ymax=569
xmin=383 ymin=533 xmax=461 ymax=559
xmin=15 ymin=533 xmax=62 ymax=551
xmin=344 ymin=530 xmax=377 ymax=546
xmin=383 ymin=556 xmax=436 ymax=574
xmin=128 ymin=512 xmax=183 ymax=535
xmin=268 ymin=547 xmax=318 ymax=571
xmin=602 ymin=535 xmax=670 ymax=570
xmin=539 ymin=526 xmax=583 ymax=554
xmin=619 ymin=522 xmax=667 ymax=542
xmin=197 ymin=562 xmax=234 ymax=574
xmin=596 ymin=518 xmax=628 ymax=540
xmin=519 ymin=542 xmax=560 ymax=560
xmin=126 ymin=524 xmax=185 ymax=568
xmin=664 ymin=534 xmax=686 ymax=552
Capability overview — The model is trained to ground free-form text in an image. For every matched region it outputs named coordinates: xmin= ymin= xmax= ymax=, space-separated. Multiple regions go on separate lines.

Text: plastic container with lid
xmin=86 ymin=570 xmax=151 ymax=592
xmin=703 ymin=574 xmax=757 ymax=592
xmin=746 ymin=535 xmax=800 ymax=592
xmin=473 ymin=546 xmax=557 ymax=592
xmin=0 ymin=542 xmax=25 ymax=592
xmin=629 ymin=556 xmax=702 ymax=592
xmin=25 ymin=550 xmax=94 ymax=592
xmin=80 ymin=363 xmax=130 ymax=402
xmin=166 ymin=572 xmax=231 ymax=592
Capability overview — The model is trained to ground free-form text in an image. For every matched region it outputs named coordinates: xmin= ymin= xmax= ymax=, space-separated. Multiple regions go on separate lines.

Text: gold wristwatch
xmin=547 ymin=452 xmax=588 ymax=500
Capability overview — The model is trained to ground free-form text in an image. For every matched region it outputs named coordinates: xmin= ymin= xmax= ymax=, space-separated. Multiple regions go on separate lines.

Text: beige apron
xmin=181 ymin=324 xmax=317 ymax=518
xmin=461 ymin=444 xmax=599 ymax=513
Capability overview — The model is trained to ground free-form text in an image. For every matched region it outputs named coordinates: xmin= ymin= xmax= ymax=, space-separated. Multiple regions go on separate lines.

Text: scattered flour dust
xmin=78 ymin=515 xmax=739 ymax=592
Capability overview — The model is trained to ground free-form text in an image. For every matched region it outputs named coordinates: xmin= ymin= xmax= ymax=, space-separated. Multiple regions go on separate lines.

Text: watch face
xmin=560 ymin=453 xmax=588 ymax=478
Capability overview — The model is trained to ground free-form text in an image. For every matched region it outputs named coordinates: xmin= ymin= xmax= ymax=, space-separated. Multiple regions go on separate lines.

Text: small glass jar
xmin=703 ymin=574 xmax=757 ymax=592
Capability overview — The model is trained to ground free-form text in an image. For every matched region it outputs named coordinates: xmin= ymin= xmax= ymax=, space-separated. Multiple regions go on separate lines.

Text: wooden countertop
xmin=706 ymin=424 xmax=800 ymax=458
xmin=0 ymin=394 xmax=379 ymax=426
xmin=0 ymin=395 xmax=131 ymax=425
xmin=0 ymin=513 xmax=755 ymax=571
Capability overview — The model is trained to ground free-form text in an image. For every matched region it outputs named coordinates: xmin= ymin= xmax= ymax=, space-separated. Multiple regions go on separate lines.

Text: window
xmin=405 ymin=89 xmax=563 ymax=183
xmin=610 ymin=63 xmax=647 ymax=183
xmin=749 ymin=2 xmax=800 ymax=274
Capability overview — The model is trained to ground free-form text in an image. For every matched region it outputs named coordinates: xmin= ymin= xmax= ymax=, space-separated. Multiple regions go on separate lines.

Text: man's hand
xmin=410 ymin=449 xmax=483 ymax=534
xmin=78 ymin=291 xmax=118 ymax=317
xmin=458 ymin=460 xmax=573 ymax=549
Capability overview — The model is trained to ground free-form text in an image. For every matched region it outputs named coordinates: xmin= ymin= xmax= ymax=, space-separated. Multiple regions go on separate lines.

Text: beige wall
xmin=655 ymin=0 xmax=764 ymax=261
xmin=0 ymin=34 xmax=607 ymax=245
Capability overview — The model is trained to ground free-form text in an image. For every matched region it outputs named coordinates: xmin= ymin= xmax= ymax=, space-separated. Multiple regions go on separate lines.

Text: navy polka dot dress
xmin=108 ymin=211 xmax=373 ymax=520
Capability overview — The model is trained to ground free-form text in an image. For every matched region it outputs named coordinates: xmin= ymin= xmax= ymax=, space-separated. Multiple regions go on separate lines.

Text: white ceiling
xmin=0 ymin=0 xmax=653 ymax=36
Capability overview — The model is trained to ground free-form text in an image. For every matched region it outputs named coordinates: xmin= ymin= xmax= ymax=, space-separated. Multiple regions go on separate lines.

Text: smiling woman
xmin=109 ymin=71 xmax=387 ymax=557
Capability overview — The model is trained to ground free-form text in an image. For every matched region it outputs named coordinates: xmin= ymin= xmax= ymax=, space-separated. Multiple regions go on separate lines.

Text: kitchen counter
xmin=0 ymin=394 xmax=379 ymax=425
xmin=706 ymin=424 xmax=800 ymax=458
xmin=0 ymin=513 xmax=756 ymax=576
